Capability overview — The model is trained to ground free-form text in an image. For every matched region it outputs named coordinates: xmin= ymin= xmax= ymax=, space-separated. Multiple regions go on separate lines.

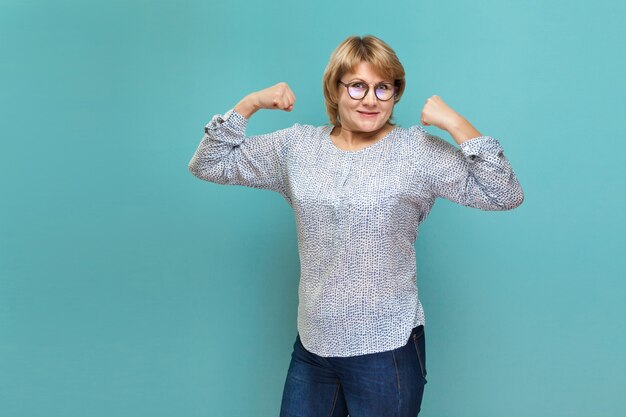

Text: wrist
xmin=234 ymin=94 xmax=260 ymax=119
xmin=447 ymin=115 xmax=481 ymax=145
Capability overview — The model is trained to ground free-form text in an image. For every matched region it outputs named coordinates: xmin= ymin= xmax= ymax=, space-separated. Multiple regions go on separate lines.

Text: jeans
xmin=279 ymin=325 xmax=427 ymax=417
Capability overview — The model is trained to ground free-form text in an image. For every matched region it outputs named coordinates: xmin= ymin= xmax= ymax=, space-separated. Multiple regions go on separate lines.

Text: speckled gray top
xmin=189 ymin=108 xmax=524 ymax=357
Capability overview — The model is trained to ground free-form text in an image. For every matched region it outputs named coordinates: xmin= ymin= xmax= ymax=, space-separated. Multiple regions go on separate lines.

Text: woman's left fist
xmin=420 ymin=95 xmax=463 ymax=132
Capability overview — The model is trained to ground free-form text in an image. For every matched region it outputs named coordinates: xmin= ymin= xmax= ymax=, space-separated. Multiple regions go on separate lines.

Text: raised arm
xmin=188 ymin=83 xmax=297 ymax=199
xmin=416 ymin=95 xmax=524 ymax=210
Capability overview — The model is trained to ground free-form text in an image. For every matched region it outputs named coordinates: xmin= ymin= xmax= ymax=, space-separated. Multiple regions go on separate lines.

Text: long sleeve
xmin=416 ymin=127 xmax=524 ymax=210
xmin=188 ymin=108 xmax=295 ymax=201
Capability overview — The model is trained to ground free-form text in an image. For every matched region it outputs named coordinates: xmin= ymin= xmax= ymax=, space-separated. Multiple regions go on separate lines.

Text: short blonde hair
xmin=322 ymin=35 xmax=406 ymax=126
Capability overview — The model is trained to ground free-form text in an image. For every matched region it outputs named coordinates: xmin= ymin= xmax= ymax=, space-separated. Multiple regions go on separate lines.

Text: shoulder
xmin=278 ymin=123 xmax=328 ymax=149
xmin=279 ymin=121 xmax=327 ymax=136
xmin=278 ymin=122 xmax=329 ymax=156
xmin=400 ymin=124 xmax=455 ymax=152
xmin=392 ymin=124 xmax=430 ymax=141
xmin=391 ymin=125 xmax=458 ymax=169
xmin=290 ymin=122 xmax=334 ymax=142
xmin=391 ymin=124 xmax=438 ymax=147
xmin=296 ymin=122 xmax=327 ymax=133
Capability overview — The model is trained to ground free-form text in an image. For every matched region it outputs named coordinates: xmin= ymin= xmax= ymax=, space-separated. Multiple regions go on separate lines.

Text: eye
xmin=377 ymin=83 xmax=392 ymax=90
xmin=350 ymin=82 xmax=366 ymax=89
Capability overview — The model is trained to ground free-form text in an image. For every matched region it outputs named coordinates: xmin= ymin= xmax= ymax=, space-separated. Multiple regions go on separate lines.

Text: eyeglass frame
xmin=337 ymin=79 xmax=399 ymax=102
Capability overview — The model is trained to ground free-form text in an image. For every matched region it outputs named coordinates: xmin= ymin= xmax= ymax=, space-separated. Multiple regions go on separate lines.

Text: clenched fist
xmin=419 ymin=95 xmax=463 ymax=131
xmin=235 ymin=82 xmax=296 ymax=118
xmin=420 ymin=95 xmax=482 ymax=145
xmin=253 ymin=82 xmax=296 ymax=111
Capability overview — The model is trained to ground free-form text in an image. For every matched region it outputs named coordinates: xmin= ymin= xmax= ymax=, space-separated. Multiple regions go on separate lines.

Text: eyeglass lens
xmin=347 ymin=82 xmax=395 ymax=100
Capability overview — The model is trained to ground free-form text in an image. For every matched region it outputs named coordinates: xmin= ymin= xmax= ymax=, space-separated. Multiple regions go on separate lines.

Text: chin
xmin=359 ymin=122 xmax=386 ymax=131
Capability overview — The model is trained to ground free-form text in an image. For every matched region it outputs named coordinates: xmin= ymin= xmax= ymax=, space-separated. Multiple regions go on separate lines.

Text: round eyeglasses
xmin=338 ymin=80 xmax=397 ymax=101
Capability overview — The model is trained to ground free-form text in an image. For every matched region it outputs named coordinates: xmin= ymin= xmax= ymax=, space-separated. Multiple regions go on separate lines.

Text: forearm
xmin=446 ymin=115 xmax=482 ymax=146
xmin=234 ymin=94 xmax=260 ymax=119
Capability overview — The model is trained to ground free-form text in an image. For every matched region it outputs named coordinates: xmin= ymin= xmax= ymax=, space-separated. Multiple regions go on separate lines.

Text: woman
xmin=189 ymin=35 xmax=524 ymax=417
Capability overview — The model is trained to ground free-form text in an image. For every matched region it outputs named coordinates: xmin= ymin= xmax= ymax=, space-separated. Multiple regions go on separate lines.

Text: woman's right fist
xmin=251 ymin=82 xmax=296 ymax=112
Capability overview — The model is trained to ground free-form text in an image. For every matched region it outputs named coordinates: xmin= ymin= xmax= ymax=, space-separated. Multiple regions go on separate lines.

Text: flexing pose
xmin=189 ymin=34 xmax=524 ymax=417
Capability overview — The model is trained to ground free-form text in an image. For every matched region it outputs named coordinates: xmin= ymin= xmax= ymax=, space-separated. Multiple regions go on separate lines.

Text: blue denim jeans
xmin=279 ymin=325 xmax=427 ymax=417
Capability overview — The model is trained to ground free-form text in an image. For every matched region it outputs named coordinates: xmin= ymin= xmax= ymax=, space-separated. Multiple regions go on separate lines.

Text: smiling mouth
xmin=358 ymin=111 xmax=379 ymax=115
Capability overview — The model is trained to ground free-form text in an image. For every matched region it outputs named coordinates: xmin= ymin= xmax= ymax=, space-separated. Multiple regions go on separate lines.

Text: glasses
xmin=338 ymin=80 xmax=397 ymax=101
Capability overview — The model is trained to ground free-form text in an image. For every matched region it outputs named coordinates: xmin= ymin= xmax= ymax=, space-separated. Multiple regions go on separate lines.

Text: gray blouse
xmin=189 ymin=108 xmax=524 ymax=357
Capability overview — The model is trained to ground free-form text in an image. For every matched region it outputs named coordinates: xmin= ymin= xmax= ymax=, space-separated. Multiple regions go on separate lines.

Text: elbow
xmin=188 ymin=158 xmax=202 ymax=179
xmin=187 ymin=157 xmax=229 ymax=185
xmin=492 ymin=172 xmax=525 ymax=210
xmin=497 ymin=185 xmax=525 ymax=211
xmin=187 ymin=159 xmax=200 ymax=177
xmin=506 ymin=189 xmax=524 ymax=210
xmin=509 ymin=180 xmax=525 ymax=209
xmin=513 ymin=187 xmax=525 ymax=208
xmin=188 ymin=157 xmax=212 ymax=181
xmin=477 ymin=184 xmax=524 ymax=211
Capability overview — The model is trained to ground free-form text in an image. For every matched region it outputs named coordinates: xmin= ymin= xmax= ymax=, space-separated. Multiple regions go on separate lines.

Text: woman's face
xmin=336 ymin=61 xmax=395 ymax=133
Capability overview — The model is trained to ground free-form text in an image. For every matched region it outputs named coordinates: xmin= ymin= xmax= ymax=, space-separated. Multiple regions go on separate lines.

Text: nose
xmin=362 ymin=87 xmax=377 ymax=105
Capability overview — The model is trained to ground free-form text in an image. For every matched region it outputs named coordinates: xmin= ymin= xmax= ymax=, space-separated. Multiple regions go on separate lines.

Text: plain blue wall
xmin=1 ymin=0 xmax=625 ymax=416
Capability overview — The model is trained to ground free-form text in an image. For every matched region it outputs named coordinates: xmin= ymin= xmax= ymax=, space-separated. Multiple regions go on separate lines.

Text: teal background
xmin=1 ymin=0 xmax=625 ymax=416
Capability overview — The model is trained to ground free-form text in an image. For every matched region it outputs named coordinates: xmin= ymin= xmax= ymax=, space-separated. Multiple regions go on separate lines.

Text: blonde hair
xmin=322 ymin=35 xmax=406 ymax=126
